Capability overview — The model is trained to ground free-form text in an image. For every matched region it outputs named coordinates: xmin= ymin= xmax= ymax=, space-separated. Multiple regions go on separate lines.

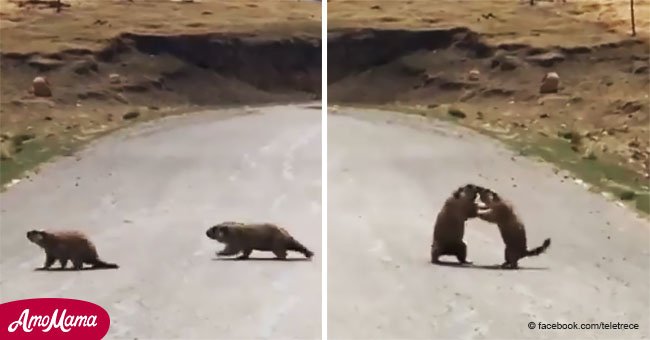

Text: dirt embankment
xmin=0 ymin=0 xmax=321 ymax=186
xmin=2 ymin=33 xmax=321 ymax=108
xmin=328 ymin=27 xmax=649 ymax=212
xmin=327 ymin=0 xmax=650 ymax=214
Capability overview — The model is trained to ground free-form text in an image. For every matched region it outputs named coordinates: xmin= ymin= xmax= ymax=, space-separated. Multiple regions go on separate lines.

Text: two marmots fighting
xmin=431 ymin=184 xmax=551 ymax=269
xmin=26 ymin=185 xmax=543 ymax=270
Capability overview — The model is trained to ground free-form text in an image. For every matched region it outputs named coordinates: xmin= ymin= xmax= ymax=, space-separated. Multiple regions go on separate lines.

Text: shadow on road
xmin=34 ymin=266 xmax=119 ymax=272
xmin=433 ymin=260 xmax=548 ymax=271
xmin=212 ymin=257 xmax=312 ymax=262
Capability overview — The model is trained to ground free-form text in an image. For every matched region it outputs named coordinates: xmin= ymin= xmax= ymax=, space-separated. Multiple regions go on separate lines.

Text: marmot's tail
xmin=287 ymin=238 xmax=314 ymax=259
xmin=91 ymin=259 xmax=119 ymax=269
xmin=524 ymin=238 xmax=551 ymax=257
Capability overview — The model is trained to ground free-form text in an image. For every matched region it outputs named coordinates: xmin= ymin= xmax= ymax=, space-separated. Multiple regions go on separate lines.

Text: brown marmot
xmin=477 ymin=188 xmax=551 ymax=269
xmin=26 ymin=229 xmax=119 ymax=270
xmin=206 ymin=222 xmax=314 ymax=260
xmin=430 ymin=184 xmax=483 ymax=264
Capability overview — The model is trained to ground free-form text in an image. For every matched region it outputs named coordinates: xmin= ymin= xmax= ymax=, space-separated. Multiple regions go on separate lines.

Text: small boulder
xmin=32 ymin=76 xmax=52 ymax=97
xmin=468 ymin=69 xmax=480 ymax=81
xmin=109 ymin=73 xmax=122 ymax=84
xmin=540 ymin=72 xmax=560 ymax=94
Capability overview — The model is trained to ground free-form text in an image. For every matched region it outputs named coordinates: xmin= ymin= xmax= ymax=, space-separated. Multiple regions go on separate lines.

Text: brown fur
xmin=430 ymin=184 xmax=482 ymax=264
xmin=477 ymin=188 xmax=551 ymax=269
xmin=26 ymin=229 xmax=119 ymax=270
xmin=206 ymin=222 xmax=314 ymax=260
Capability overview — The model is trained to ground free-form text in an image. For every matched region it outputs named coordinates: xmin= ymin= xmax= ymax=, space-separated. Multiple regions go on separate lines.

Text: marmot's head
xmin=206 ymin=222 xmax=243 ymax=243
xmin=452 ymin=184 xmax=483 ymax=201
xmin=26 ymin=229 xmax=48 ymax=246
xmin=477 ymin=187 xmax=500 ymax=206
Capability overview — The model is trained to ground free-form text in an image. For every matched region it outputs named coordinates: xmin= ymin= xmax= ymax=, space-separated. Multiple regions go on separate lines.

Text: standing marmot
xmin=26 ymin=229 xmax=119 ymax=270
xmin=430 ymin=184 xmax=482 ymax=264
xmin=206 ymin=221 xmax=314 ymax=260
xmin=477 ymin=188 xmax=551 ymax=269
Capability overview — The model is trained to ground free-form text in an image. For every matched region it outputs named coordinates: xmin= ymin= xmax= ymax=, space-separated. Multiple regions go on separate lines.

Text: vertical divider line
xmin=321 ymin=0 xmax=328 ymax=339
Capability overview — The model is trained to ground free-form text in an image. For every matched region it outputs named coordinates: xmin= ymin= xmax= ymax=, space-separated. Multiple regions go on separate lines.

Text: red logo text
xmin=0 ymin=298 xmax=110 ymax=340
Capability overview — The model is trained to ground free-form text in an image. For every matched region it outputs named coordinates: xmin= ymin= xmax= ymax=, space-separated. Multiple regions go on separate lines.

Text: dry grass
xmin=328 ymin=0 xmax=649 ymax=47
xmin=0 ymin=0 xmax=321 ymax=53
xmin=327 ymin=0 xmax=650 ymax=212
xmin=0 ymin=0 xmax=321 ymax=187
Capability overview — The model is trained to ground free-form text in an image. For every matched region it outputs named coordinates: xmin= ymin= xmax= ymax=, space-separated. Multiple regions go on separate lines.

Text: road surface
xmin=0 ymin=105 xmax=322 ymax=339
xmin=327 ymin=108 xmax=649 ymax=340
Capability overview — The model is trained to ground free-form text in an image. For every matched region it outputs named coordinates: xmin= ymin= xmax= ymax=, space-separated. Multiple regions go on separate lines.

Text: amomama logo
xmin=0 ymin=298 xmax=110 ymax=340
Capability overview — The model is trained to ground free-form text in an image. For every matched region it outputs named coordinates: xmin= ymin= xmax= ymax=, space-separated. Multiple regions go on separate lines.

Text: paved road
xmin=327 ymin=108 xmax=649 ymax=340
xmin=0 ymin=105 xmax=322 ymax=339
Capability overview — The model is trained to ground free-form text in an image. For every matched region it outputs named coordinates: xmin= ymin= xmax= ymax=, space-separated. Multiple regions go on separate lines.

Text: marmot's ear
xmin=452 ymin=186 xmax=463 ymax=199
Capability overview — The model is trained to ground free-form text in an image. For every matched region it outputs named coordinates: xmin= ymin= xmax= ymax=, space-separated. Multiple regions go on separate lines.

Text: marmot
xmin=206 ymin=222 xmax=314 ymax=260
xmin=430 ymin=184 xmax=482 ymax=264
xmin=477 ymin=188 xmax=551 ymax=269
xmin=26 ymin=229 xmax=119 ymax=270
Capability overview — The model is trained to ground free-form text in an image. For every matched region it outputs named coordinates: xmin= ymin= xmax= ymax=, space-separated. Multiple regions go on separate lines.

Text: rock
xmin=109 ymin=73 xmax=122 ymax=84
xmin=114 ymin=93 xmax=129 ymax=104
xmin=447 ymin=107 xmax=466 ymax=118
xmin=539 ymin=113 xmax=550 ymax=119
xmin=0 ymin=139 xmax=14 ymax=160
xmin=525 ymin=51 xmax=566 ymax=67
xmin=540 ymin=72 xmax=560 ymax=94
xmin=582 ymin=148 xmax=597 ymax=160
xmin=491 ymin=55 xmax=519 ymax=71
xmin=459 ymin=90 xmax=476 ymax=102
xmin=1 ymin=132 xmax=14 ymax=142
xmin=32 ymin=76 xmax=52 ymax=97
xmin=72 ymin=59 xmax=99 ymax=75
xmin=122 ymin=110 xmax=140 ymax=120
xmin=476 ymin=111 xmax=484 ymax=119
xmin=632 ymin=61 xmax=648 ymax=74
xmin=468 ymin=69 xmax=480 ymax=81
xmin=27 ymin=56 xmax=64 ymax=72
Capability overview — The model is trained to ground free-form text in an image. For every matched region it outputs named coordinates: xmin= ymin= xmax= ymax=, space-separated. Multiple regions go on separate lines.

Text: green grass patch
xmin=0 ymin=138 xmax=75 ymax=188
xmin=511 ymin=135 xmax=649 ymax=215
